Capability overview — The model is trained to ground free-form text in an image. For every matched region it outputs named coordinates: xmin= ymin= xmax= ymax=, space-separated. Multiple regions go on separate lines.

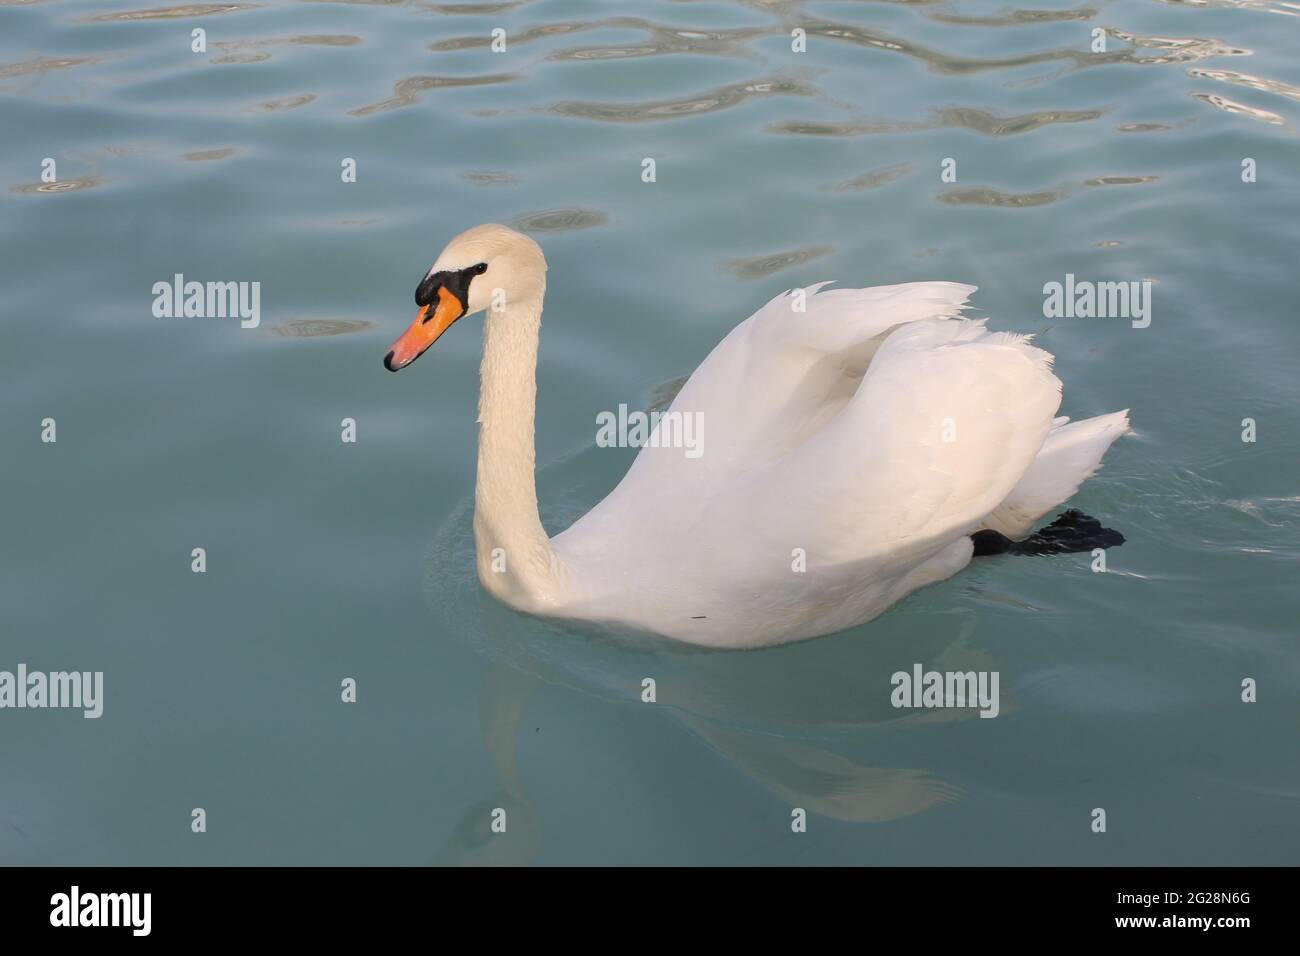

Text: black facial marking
xmin=414 ymin=262 xmax=489 ymax=320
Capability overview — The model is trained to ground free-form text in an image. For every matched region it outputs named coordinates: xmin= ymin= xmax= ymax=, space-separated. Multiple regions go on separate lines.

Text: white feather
xmin=983 ymin=410 xmax=1131 ymax=539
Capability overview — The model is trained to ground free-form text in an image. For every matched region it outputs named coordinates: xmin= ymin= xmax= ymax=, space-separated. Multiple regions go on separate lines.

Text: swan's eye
xmin=415 ymin=262 xmax=489 ymax=311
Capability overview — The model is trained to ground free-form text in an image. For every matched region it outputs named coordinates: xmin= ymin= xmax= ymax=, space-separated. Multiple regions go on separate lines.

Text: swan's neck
xmin=473 ymin=288 xmax=558 ymax=608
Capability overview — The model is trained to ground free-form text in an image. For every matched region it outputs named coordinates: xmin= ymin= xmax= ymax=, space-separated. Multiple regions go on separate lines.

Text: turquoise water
xmin=3 ymin=0 xmax=1298 ymax=865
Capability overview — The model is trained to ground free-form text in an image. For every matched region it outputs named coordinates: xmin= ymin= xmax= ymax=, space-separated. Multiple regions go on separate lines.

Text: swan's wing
xmin=607 ymin=281 xmax=979 ymax=499
xmin=704 ymin=317 xmax=1064 ymax=565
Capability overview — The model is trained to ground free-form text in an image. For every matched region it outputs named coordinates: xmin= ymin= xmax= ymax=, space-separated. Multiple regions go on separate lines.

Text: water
xmin=3 ymin=0 xmax=1298 ymax=866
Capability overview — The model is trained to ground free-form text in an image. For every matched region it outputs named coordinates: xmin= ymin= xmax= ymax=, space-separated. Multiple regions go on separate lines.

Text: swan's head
xmin=384 ymin=223 xmax=545 ymax=372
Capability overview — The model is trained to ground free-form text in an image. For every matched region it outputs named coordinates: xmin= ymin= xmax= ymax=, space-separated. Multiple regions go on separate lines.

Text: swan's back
xmin=551 ymin=281 xmax=1126 ymax=647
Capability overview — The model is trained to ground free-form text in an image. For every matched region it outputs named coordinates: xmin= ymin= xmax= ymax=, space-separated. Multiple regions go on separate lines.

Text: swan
xmin=385 ymin=223 xmax=1130 ymax=649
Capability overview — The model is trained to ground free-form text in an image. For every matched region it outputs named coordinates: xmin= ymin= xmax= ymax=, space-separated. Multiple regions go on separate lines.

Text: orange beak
xmin=384 ymin=285 xmax=466 ymax=372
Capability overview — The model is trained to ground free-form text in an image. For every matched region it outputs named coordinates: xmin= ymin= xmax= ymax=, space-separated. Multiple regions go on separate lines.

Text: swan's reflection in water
xmin=426 ymin=443 xmax=1005 ymax=865
xmin=431 ymin=664 xmax=541 ymax=867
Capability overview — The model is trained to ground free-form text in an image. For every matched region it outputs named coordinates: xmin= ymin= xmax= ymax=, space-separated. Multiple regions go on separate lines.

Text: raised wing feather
xmin=598 ymin=281 xmax=978 ymax=502
xmin=702 ymin=317 xmax=1064 ymax=565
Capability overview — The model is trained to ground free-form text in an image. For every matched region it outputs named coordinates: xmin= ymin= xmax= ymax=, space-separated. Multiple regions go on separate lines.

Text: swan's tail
xmin=972 ymin=510 xmax=1125 ymax=557
xmin=982 ymin=409 xmax=1131 ymax=540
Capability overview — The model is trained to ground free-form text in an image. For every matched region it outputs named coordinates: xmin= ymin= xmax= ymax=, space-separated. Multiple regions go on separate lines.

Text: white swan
xmin=385 ymin=224 xmax=1130 ymax=649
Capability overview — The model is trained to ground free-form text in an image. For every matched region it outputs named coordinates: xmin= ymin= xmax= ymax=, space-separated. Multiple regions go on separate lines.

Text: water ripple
xmin=818 ymin=162 xmax=913 ymax=192
xmin=1117 ymin=122 xmax=1176 ymax=132
xmin=938 ymin=106 xmax=1103 ymax=134
xmin=0 ymin=56 xmax=103 ymax=79
xmin=349 ymin=73 xmax=516 ymax=116
xmin=211 ymin=35 xmax=361 ymax=65
xmin=461 ymin=169 xmax=518 ymax=186
xmin=549 ymin=76 xmax=817 ymax=123
xmin=420 ymin=1 xmax=529 ymax=13
xmin=210 ymin=52 xmax=271 ymax=64
xmin=804 ymin=21 xmax=1080 ymax=74
xmin=721 ymin=245 xmax=833 ymax=279
xmin=1187 ymin=68 xmax=1300 ymax=104
xmin=938 ymin=174 xmax=1158 ymax=207
xmin=547 ymin=20 xmax=770 ymax=62
xmin=1106 ymin=28 xmax=1251 ymax=63
xmin=430 ymin=22 xmax=587 ymax=53
xmin=243 ymin=93 xmax=316 ymax=113
xmin=803 ymin=20 xmax=1249 ymax=75
xmin=1190 ymin=92 xmax=1285 ymax=125
xmin=10 ymin=176 xmax=104 ymax=195
xmin=1085 ymin=175 xmax=1160 ymax=186
xmin=937 ymin=185 xmax=1070 ymax=208
xmin=512 ymin=208 xmax=608 ymax=233
xmin=260 ymin=319 xmax=374 ymax=338
xmin=77 ymin=3 xmax=264 ymax=21
xmin=768 ymin=107 xmax=1102 ymax=137
xmin=1156 ymin=0 xmax=1300 ymax=16
xmin=929 ymin=6 xmax=1098 ymax=26
xmin=180 ymin=147 xmax=238 ymax=161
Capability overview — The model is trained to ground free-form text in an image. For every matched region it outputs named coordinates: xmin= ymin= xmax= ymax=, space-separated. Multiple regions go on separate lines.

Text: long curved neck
xmin=473 ymin=285 xmax=557 ymax=608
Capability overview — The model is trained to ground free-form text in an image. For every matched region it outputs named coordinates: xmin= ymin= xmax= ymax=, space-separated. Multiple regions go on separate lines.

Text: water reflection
xmin=1191 ymin=92 xmax=1285 ymax=124
xmin=512 ymin=208 xmax=607 ymax=233
xmin=431 ymin=664 xmax=542 ymax=866
xmin=1187 ymin=68 xmax=1300 ymax=103
xmin=800 ymin=20 xmax=1249 ymax=75
xmin=429 ymin=22 xmax=588 ymax=53
xmin=938 ymin=174 xmax=1158 ymax=207
xmin=424 ymin=439 xmax=1008 ymax=862
xmin=1156 ymin=0 xmax=1300 ymax=16
xmin=938 ymin=184 xmax=1070 ymax=208
xmin=550 ymin=20 xmax=770 ymax=62
xmin=420 ymin=2 xmax=531 ymax=14
xmin=461 ymin=169 xmax=518 ymax=187
xmin=243 ymin=93 xmax=316 ymax=113
xmin=11 ymin=176 xmax=104 ymax=194
xmin=428 ymin=15 xmax=773 ymax=62
xmin=768 ymin=107 xmax=1102 ymax=138
xmin=180 ymin=147 xmax=239 ymax=161
xmin=210 ymin=34 xmax=360 ymax=65
xmin=348 ymin=73 xmax=516 ymax=116
xmin=720 ymin=245 xmax=833 ymax=278
xmin=818 ymin=163 xmax=913 ymax=193
xmin=14 ymin=0 xmax=1295 ymax=148
xmin=77 ymin=3 xmax=265 ymax=21
xmin=0 ymin=56 xmax=105 ymax=81
xmin=1085 ymin=175 xmax=1160 ymax=186
xmin=548 ymin=76 xmax=818 ymax=123
xmin=928 ymin=6 xmax=1097 ymax=26
xmin=259 ymin=319 xmax=374 ymax=337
